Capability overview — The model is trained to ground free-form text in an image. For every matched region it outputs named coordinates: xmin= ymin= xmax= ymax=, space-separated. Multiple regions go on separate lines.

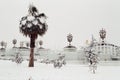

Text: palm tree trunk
xmin=29 ymin=35 xmax=35 ymax=67
xmin=29 ymin=48 xmax=34 ymax=67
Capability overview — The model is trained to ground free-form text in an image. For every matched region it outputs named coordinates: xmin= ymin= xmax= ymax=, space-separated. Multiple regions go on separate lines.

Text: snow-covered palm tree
xmin=19 ymin=4 xmax=48 ymax=67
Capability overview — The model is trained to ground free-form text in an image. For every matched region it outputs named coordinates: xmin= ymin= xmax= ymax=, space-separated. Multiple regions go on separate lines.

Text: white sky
xmin=0 ymin=0 xmax=120 ymax=50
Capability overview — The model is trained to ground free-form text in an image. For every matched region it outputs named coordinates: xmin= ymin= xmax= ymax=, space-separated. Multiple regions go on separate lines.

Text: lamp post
xmin=12 ymin=39 xmax=17 ymax=48
xmin=26 ymin=42 xmax=30 ymax=48
xmin=99 ymin=28 xmax=106 ymax=43
xmin=19 ymin=4 xmax=48 ymax=67
xmin=0 ymin=41 xmax=5 ymax=49
xmin=39 ymin=40 xmax=43 ymax=49
xmin=67 ymin=33 xmax=73 ymax=46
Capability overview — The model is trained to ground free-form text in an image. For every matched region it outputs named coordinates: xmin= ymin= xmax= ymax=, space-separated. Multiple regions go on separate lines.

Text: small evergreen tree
xmin=53 ymin=53 xmax=66 ymax=68
xmin=84 ymin=35 xmax=99 ymax=74
xmin=14 ymin=53 xmax=23 ymax=64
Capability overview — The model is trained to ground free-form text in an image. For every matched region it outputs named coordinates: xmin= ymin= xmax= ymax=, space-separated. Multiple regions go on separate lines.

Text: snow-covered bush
xmin=14 ymin=53 xmax=23 ymax=64
xmin=84 ymin=36 xmax=99 ymax=73
xmin=53 ymin=53 xmax=66 ymax=68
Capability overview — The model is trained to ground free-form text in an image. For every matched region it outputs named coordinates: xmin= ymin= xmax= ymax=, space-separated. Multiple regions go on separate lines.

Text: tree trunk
xmin=29 ymin=48 xmax=34 ymax=67
xmin=29 ymin=35 xmax=35 ymax=67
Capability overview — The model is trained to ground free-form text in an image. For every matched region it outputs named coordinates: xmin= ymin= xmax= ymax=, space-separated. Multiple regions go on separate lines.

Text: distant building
xmin=83 ymin=28 xmax=120 ymax=61
xmin=94 ymin=42 xmax=120 ymax=61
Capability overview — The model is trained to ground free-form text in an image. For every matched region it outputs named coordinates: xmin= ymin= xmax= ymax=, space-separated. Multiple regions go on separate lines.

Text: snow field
xmin=0 ymin=60 xmax=119 ymax=80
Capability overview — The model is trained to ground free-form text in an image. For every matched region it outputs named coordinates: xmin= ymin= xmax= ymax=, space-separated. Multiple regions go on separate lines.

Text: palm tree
xmin=12 ymin=39 xmax=17 ymax=48
xmin=19 ymin=4 xmax=48 ymax=67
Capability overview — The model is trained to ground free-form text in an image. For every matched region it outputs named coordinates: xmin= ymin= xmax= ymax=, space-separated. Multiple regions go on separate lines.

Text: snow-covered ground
xmin=0 ymin=60 xmax=120 ymax=80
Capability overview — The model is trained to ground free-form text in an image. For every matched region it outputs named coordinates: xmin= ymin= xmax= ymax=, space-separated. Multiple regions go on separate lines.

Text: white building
xmin=93 ymin=42 xmax=120 ymax=61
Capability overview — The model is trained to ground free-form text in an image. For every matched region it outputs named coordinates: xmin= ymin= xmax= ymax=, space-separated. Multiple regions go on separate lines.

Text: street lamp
xmin=67 ymin=33 xmax=73 ymax=46
xmin=19 ymin=4 xmax=48 ymax=67
xmin=12 ymin=39 xmax=17 ymax=48
xmin=39 ymin=40 xmax=43 ymax=49
xmin=99 ymin=28 xmax=106 ymax=43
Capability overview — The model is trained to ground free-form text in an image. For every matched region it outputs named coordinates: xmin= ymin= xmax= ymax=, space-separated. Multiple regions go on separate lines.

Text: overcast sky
xmin=0 ymin=0 xmax=120 ymax=50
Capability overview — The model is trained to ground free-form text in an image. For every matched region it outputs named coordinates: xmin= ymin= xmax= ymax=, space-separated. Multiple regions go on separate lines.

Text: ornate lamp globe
xmin=0 ymin=41 xmax=5 ymax=49
xmin=67 ymin=33 xmax=73 ymax=46
xmin=19 ymin=4 xmax=48 ymax=67
xmin=64 ymin=33 xmax=76 ymax=51
xmin=12 ymin=39 xmax=17 ymax=48
xmin=99 ymin=28 xmax=106 ymax=41
xmin=26 ymin=42 xmax=30 ymax=48
xmin=39 ymin=40 xmax=44 ymax=49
